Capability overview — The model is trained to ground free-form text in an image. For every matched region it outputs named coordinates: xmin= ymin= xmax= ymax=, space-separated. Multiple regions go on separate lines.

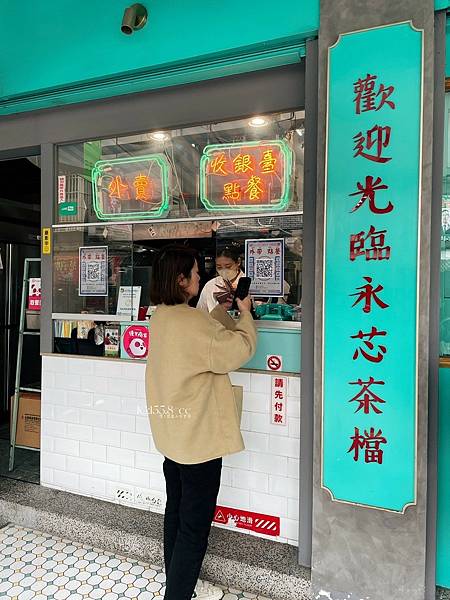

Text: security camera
xmin=121 ymin=3 xmax=148 ymax=35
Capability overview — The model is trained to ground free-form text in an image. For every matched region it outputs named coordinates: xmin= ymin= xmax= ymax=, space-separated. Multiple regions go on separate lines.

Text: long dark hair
xmin=150 ymin=245 xmax=197 ymax=305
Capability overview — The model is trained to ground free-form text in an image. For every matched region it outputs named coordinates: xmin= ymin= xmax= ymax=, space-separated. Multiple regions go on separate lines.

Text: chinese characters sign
xmin=92 ymin=155 xmax=170 ymax=220
xmin=271 ymin=376 xmax=287 ymax=425
xmin=322 ymin=23 xmax=423 ymax=512
xmin=200 ymin=140 xmax=293 ymax=212
xmin=245 ymin=238 xmax=284 ymax=296
xmin=120 ymin=323 xmax=149 ymax=360
xmin=213 ymin=505 xmax=280 ymax=537
xmin=28 ymin=278 xmax=41 ymax=311
xmin=79 ymin=247 xmax=108 ymax=297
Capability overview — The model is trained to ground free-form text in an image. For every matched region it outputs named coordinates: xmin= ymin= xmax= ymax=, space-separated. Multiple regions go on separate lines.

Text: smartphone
xmin=231 ymin=277 xmax=252 ymax=310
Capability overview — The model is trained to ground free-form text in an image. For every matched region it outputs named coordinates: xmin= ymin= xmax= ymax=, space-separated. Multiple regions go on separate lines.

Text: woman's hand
xmin=236 ymin=296 xmax=252 ymax=313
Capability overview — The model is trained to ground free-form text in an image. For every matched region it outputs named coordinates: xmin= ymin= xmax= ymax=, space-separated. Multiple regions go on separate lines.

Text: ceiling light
xmin=151 ymin=131 xmax=169 ymax=141
xmin=248 ymin=116 xmax=268 ymax=128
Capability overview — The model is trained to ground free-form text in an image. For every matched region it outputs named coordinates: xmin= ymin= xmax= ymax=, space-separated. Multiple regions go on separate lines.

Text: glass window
xmin=56 ymin=111 xmax=304 ymax=224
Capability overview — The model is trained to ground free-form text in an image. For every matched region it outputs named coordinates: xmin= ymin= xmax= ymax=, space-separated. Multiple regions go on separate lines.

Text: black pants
xmin=163 ymin=456 xmax=222 ymax=600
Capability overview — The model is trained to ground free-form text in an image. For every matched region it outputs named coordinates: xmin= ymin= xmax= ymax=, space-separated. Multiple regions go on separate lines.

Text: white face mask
xmin=217 ymin=268 xmax=238 ymax=282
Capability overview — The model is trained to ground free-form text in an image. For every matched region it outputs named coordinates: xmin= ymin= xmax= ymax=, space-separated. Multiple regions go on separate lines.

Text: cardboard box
xmin=10 ymin=392 xmax=41 ymax=449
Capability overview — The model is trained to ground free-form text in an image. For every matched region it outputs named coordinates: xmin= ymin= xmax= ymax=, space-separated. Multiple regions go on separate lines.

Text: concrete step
xmin=0 ymin=477 xmax=311 ymax=600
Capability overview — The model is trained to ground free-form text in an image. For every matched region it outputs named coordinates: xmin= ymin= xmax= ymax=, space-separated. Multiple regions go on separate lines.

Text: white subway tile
xmin=42 ymin=370 xmax=55 ymax=390
xmin=43 ymin=389 xmax=67 ymax=406
xmin=55 ymin=372 xmax=80 ymax=391
xmin=217 ymin=485 xmax=250 ymax=510
xmin=92 ymin=461 xmax=120 ymax=480
xmin=53 ymin=406 xmax=80 ymax=425
xmin=66 ymin=456 xmax=93 ymax=475
xmin=135 ymin=384 xmax=146 ymax=400
xmin=53 ymin=469 xmax=79 ymax=490
xmin=269 ymin=435 xmax=300 ymax=459
xmin=54 ymin=438 xmax=79 ymax=457
xmin=242 ymin=431 xmax=269 ymax=453
xmin=250 ymin=491 xmax=288 ymax=517
xmin=94 ymin=360 xmax=118 ymax=378
xmin=40 ymin=468 xmax=53 ymax=485
xmin=121 ymin=361 xmax=146 ymax=380
xmin=67 ymin=390 xmax=93 ymax=409
xmin=93 ymin=427 xmax=121 ymax=448
xmin=93 ymin=394 xmax=122 ymax=413
xmin=120 ymin=466 xmax=150 ymax=488
xmin=269 ymin=475 xmax=299 ymax=499
xmin=287 ymin=397 xmax=300 ymax=418
xmin=287 ymin=539 xmax=299 ymax=547
xmin=288 ymin=498 xmax=299 ymax=521
xmin=107 ymin=378 xmax=137 ymax=397
xmin=69 ymin=360 xmax=94 ymax=376
xmin=80 ymin=409 xmax=107 ymax=428
xmin=108 ymin=412 xmax=135 ymax=432
xmin=250 ymin=452 xmax=288 ymax=476
xmin=229 ymin=371 xmax=251 ymax=391
xmin=232 ymin=469 xmax=268 ymax=493
xmin=67 ymin=423 xmax=93 ymax=443
xmin=40 ymin=437 xmax=54 ymax=452
xmin=251 ymin=412 xmax=289 ymax=437
xmin=105 ymin=481 xmax=122 ymax=503
xmin=240 ymin=411 xmax=251 ymax=432
xmin=79 ymin=475 xmax=106 ymax=498
xmin=121 ymin=396 xmax=141 ymax=416
xmin=280 ymin=517 xmax=299 ymax=541
xmin=288 ymin=417 xmax=300 ymax=439
xmin=243 ymin=392 xmax=269 ymax=414
xmin=80 ymin=442 xmax=107 ymax=462
xmin=223 ymin=451 xmax=251 ymax=470
xmin=221 ymin=466 xmax=233 ymax=487
xmin=41 ymin=404 xmax=54 ymax=420
xmin=44 ymin=356 xmax=68 ymax=373
xmin=250 ymin=373 xmax=272 ymax=394
xmin=41 ymin=451 xmax=66 ymax=471
xmin=135 ymin=416 xmax=151 ymax=435
xmin=287 ymin=458 xmax=300 ymax=479
xmin=288 ymin=377 xmax=301 ymax=398
xmin=149 ymin=471 xmax=166 ymax=492
xmin=41 ymin=419 xmax=67 ymax=438
xmin=81 ymin=375 xmax=108 ymax=394
xmin=107 ymin=446 xmax=134 ymax=467
xmin=135 ymin=451 xmax=163 ymax=473
xmin=121 ymin=431 xmax=149 ymax=452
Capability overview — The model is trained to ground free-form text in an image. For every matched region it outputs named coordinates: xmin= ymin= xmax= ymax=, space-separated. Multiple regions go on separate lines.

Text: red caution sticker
xmin=213 ymin=505 xmax=280 ymax=536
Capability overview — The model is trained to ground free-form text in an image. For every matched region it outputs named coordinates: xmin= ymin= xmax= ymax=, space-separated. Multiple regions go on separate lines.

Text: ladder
xmin=9 ymin=258 xmax=41 ymax=472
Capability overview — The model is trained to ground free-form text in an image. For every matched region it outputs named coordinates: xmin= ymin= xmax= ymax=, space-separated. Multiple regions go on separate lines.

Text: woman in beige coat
xmin=146 ymin=245 xmax=256 ymax=600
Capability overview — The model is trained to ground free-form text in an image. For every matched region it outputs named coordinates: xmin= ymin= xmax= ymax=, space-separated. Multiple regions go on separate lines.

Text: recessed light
xmin=248 ymin=116 xmax=268 ymax=128
xmin=151 ymin=131 xmax=169 ymax=141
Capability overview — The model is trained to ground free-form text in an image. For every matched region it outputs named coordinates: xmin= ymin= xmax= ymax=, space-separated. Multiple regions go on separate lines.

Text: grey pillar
xmin=312 ymin=2 xmax=436 ymax=599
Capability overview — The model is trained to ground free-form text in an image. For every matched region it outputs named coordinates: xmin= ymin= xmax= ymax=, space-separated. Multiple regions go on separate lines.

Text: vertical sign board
xmin=322 ymin=22 xmax=423 ymax=512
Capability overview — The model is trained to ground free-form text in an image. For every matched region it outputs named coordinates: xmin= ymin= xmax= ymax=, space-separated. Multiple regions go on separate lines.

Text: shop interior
xmin=0 ymin=156 xmax=41 ymax=485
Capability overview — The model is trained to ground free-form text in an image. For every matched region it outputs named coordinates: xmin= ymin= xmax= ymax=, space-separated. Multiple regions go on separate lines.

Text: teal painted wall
xmin=437 ymin=368 xmax=450 ymax=588
xmin=0 ymin=1 xmax=318 ymax=113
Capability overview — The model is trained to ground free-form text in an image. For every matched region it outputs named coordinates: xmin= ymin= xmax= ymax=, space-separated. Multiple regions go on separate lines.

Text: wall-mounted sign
xmin=116 ymin=286 xmax=142 ymax=320
xmin=271 ymin=376 xmax=287 ymax=425
xmin=200 ymin=140 xmax=293 ymax=212
xmin=92 ymin=155 xmax=170 ymax=220
xmin=57 ymin=175 xmax=77 ymax=217
xmin=245 ymin=238 xmax=284 ymax=296
xmin=213 ymin=505 xmax=280 ymax=537
xmin=120 ymin=322 xmax=149 ymax=360
xmin=28 ymin=278 xmax=41 ymax=311
xmin=322 ymin=22 xmax=423 ymax=512
xmin=42 ymin=228 xmax=51 ymax=255
xmin=79 ymin=246 xmax=108 ymax=297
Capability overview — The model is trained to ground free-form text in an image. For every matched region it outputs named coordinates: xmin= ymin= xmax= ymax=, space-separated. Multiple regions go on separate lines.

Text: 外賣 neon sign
xmin=199 ymin=139 xmax=293 ymax=213
xmin=92 ymin=154 xmax=170 ymax=220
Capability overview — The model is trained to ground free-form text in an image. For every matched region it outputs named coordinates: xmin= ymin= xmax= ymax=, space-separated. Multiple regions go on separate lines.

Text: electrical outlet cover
xmin=135 ymin=488 xmax=165 ymax=513
xmin=115 ymin=485 xmax=135 ymax=506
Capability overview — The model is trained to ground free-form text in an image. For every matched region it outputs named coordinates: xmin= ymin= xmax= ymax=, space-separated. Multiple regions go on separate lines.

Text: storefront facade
xmin=1 ymin=1 xmax=450 ymax=599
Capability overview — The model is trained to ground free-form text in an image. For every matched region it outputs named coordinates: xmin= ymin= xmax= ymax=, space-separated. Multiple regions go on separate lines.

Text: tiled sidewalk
xmin=0 ymin=524 xmax=272 ymax=600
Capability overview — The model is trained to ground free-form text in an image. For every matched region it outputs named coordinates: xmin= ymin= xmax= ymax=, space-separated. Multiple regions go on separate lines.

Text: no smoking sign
xmin=266 ymin=354 xmax=283 ymax=371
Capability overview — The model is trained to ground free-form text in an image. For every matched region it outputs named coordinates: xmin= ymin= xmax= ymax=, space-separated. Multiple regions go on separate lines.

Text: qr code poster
xmin=245 ymin=238 xmax=284 ymax=297
xmin=79 ymin=246 xmax=108 ymax=296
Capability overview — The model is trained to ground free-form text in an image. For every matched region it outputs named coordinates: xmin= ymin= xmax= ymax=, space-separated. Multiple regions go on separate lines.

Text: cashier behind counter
xmin=197 ymin=247 xmax=291 ymax=315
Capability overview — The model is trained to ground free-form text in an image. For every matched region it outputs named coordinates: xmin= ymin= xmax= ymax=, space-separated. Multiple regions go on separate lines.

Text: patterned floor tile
xmin=0 ymin=524 xmax=272 ymax=599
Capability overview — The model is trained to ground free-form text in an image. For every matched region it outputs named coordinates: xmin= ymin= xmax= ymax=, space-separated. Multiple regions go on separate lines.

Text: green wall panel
xmin=438 ymin=367 xmax=450 ymax=587
xmin=0 ymin=1 xmax=317 ymax=113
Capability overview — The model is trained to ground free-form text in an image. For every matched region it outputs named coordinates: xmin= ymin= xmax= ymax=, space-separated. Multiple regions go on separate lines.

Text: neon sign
xmin=200 ymin=140 xmax=293 ymax=212
xmin=92 ymin=155 xmax=170 ymax=220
